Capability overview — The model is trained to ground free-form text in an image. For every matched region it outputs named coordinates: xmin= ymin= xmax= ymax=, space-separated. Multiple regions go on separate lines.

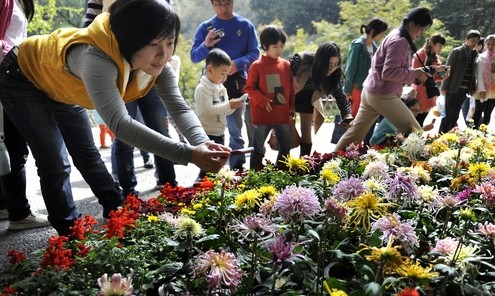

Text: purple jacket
xmin=363 ymin=27 xmax=416 ymax=97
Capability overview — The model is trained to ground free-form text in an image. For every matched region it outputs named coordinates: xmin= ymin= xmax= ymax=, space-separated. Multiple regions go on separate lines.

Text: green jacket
xmin=343 ymin=36 xmax=377 ymax=94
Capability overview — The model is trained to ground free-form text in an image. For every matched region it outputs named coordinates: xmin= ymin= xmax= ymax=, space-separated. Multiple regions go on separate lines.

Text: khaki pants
xmin=334 ymin=90 xmax=420 ymax=151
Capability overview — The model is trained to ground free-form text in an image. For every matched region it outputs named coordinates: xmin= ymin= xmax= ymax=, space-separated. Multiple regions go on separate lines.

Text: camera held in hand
xmin=423 ymin=66 xmax=440 ymax=99
xmin=207 ymin=26 xmax=225 ymax=39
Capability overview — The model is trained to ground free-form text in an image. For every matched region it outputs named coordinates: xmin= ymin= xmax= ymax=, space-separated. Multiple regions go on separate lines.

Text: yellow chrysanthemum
xmin=234 ymin=189 xmax=261 ymax=209
xmin=279 ymin=155 xmax=310 ymax=174
xmin=176 ymin=217 xmax=203 ymax=238
xmin=397 ymin=260 xmax=439 ymax=280
xmin=323 ymin=281 xmax=348 ymax=296
xmin=179 ymin=208 xmax=196 ymax=216
xmin=439 ymin=132 xmax=459 ymax=143
xmin=258 ymin=185 xmax=277 ymax=198
xmin=418 ymin=185 xmax=437 ymax=202
xmin=468 ymin=162 xmax=490 ymax=178
xmin=428 ymin=141 xmax=449 ymax=156
xmin=479 ymin=123 xmax=488 ymax=133
xmin=321 ymin=168 xmax=341 ymax=186
xmin=360 ymin=243 xmax=406 ymax=274
xmin=192 ymin=203 xmax=204 ymax=210
xmin=467 ymin=138 xmax=489 ymax=151
xmin=147 ymin=214 xmax=159 ymax=222
xmin=450 ymin=174 xmax=476 ymax=191
xmin=346 ymin=192 xmax=395 ymax=231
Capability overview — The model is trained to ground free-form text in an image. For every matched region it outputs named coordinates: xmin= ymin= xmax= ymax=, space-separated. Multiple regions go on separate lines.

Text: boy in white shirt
xmin=194 ymin=48 xmax=245 ymax=182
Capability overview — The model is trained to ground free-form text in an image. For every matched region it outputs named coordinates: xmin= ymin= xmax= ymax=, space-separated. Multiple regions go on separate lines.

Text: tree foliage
xmin=431 ymin=0 xmax=495 ymax=40
xmin=249 ymin=0 xmax=339 ymax=36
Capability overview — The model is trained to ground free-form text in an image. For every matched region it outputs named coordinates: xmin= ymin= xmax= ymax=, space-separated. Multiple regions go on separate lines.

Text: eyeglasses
xmin=212 ymin=0 xmax=233 ymax=6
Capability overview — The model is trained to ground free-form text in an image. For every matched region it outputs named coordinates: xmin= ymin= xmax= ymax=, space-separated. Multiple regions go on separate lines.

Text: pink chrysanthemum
xmin=97 ymin=269 xmax=134 ymax=296
xmin=323 ymin=197 xmax=347 ymax=220
xmin=274 ymin=185 xmax=321 ymax=222
xmin=194 ymin=250 xmax=242 ymax=292
xmin=267 ymin=235 xmax=304 ymax=264
xmin=473 ymin=183 xmax=495 ymax=207
xmin=332 ymin=177 xmax=366 ymax=201
xmin=432 ymin=237 xmax=459 ymax=255
xmin=478 ymin=222 xmax=495 ymax=238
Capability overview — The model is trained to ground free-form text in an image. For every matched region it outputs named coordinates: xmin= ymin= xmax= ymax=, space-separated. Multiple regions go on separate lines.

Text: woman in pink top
xmin=334 ymin=7 xmax=447 ymax=152
xmin=412 ymin=33 xmax=447 ymax=126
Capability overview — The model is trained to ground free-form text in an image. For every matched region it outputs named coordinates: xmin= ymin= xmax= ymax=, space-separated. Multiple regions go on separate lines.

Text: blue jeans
xmin=226 ymin=106 xmax=246 ymax=168
xmin=0 ymin=49 xmax=122 ymax=235
xmin=113 ymin=88 xmax=176 ymax=197
xmin=197 ymin=134 xmax=225 ymax=180
xmin=250 ymin=124 xmax=291 ymax=170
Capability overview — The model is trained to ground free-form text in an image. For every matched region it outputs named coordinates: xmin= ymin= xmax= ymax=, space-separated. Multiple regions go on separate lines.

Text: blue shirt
xmin=190 ymin=14 xmax=260 ymax=77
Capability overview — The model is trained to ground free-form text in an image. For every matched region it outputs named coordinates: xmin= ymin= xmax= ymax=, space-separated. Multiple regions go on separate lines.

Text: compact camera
xmin=423 ymin=66 xmax=440 ymax=99
xmin=207 ymin=26 xmax=225 ymax=39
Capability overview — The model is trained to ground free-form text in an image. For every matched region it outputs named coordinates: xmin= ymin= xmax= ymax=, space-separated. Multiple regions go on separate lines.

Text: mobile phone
xmin=230 ymin=147 xmax=254 ymax=155
xmin=341 ymin=117 xmax=353 ymax=125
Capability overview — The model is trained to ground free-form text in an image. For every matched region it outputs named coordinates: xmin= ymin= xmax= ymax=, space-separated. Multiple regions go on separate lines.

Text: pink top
xmin=363 ymin=27 xmax=416 ymax=97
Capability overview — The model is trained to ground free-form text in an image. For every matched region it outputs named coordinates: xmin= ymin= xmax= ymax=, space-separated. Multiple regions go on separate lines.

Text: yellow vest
xmin=17 ymin=13 xmax=155 ymax=108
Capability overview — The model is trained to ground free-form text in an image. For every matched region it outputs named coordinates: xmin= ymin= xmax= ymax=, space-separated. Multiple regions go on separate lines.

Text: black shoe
xmin=144 ymin=159 xmax=154 ymax=169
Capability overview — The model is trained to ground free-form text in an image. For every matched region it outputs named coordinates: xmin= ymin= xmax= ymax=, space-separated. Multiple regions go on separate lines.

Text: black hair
xmin=402 ymin=7 xmax=433 ymax=28
xmin=404 ymin=97 xmax=420 ymax=108
xmin=109 ymin=0 xmax=180 ymax=64
xmin=20 ymin=0 xmax=35 ymax=21
xmin=310 ymin=42 xmax=341 ymax=94
xmin=466 ymin=29 xmax=481 ymax=40
xmin=360 ymin=18 xmax=388 ymax=38
xmin=205 ymin=48 xmax=231 ymax=67
xmin=259 ymin=25 xmax=287 ymax=51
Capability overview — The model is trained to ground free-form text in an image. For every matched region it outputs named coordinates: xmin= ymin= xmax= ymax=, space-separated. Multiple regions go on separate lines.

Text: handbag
xmin=330 ymin=114 xmax=348 ymax=144
xmin=268 ymin=118 xmax=301 ymax=150
xmin=0 ymin=103 xmax=11 ymax=176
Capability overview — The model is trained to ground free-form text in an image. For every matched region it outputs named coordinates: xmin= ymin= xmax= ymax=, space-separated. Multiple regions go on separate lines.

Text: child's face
xmin=265 ymin=41 xmax=285 ymax=59
xmin=207 ymin=64 xmax=231 ymax=84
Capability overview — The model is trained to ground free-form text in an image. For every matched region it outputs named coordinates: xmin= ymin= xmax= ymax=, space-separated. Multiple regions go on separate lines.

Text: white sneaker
xmin=0 ymin=209 xmax=8 ymax=221
xmin=8 ymin=212 xmax=51 ymax=231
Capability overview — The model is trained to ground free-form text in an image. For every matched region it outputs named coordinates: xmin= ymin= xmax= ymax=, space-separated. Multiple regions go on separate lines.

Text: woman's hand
xmin=414 ymin=68 xmax=430 ymax=84
xmin=190 ymin=142 xmax=230 ymax=173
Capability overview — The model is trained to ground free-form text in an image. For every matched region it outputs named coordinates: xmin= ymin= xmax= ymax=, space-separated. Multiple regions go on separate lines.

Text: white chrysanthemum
xmin=363 ymin=177 xmax=388 ymax=197
xmin=417 ymin=185 xmax=438 ymax=202
xmin=322 ymin=158 xmax=343 ymax=175
xmin=401 ymin=132 xmax=426 ymax=160
xmin=397 ymin=166 xmax=431 ymax=184
xmin=381 ymin=152 xmax=397 ymax=165
xmin=428 ymin=156 xmax=454 ymax=173
xmin=361 ymin=148 xmax=385 ymax=164
xmin=217 ymin=167 xmax=237 ymax=182
xmin=362 ymin=160 xmax=389 ymax=180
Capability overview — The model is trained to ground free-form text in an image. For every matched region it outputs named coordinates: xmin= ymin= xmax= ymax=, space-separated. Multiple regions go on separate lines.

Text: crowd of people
xmin=1 ymin=0 xmax=495 ymax=235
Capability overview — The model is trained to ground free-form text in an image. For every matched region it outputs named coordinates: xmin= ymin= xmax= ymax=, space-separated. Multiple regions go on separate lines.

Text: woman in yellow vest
xmin=0 ymin=0 xmax=230 ymax=235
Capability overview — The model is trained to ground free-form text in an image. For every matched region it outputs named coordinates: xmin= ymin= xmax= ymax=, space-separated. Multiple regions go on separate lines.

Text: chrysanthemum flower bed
xmin=2 ymin=127 xmax=495 ymax=295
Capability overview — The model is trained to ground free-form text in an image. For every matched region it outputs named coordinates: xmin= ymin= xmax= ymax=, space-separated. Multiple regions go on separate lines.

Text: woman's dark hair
xmin=423 ymin=32 xmax=446 ymax=65
xmin=402 ymin=7 xmax=433 ymax=28
xmin=259 ymin=25 xmax=287 ymax=51
xmin=206 ymin=48 xmax=231 ymax=67
xmin=360 ymin=18 xmax=388 ymax=38
xmin=310 ymin=42 xmax=341 ymax=94
xmin=20 ymin=0 xmax=35 ymax=21
xmin=109 ymin=0 xmax=180 ymax=63
xmin=404 ymin=97 xmax=420 ymax=109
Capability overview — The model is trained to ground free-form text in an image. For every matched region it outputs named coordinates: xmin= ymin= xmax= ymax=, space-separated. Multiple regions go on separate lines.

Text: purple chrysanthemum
xmin=388 ymin=172 xmax=418 ymax=201
xmin=231 ymin=215 xmax=276 ymax=243
xmin=274 ymin=185 xmax=320 ymax=222
xmin=194 ymin=250 xmax=242 ymax=292
xmin=332 ymin=177 xmax=366 ymax=201
xmin=371 ymin=213 xmax=419 ymax=254
xmin=267 ymin=235 xmax=304 ymax=264
xmin=456 ymin=187 xmax=472 ymax=202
